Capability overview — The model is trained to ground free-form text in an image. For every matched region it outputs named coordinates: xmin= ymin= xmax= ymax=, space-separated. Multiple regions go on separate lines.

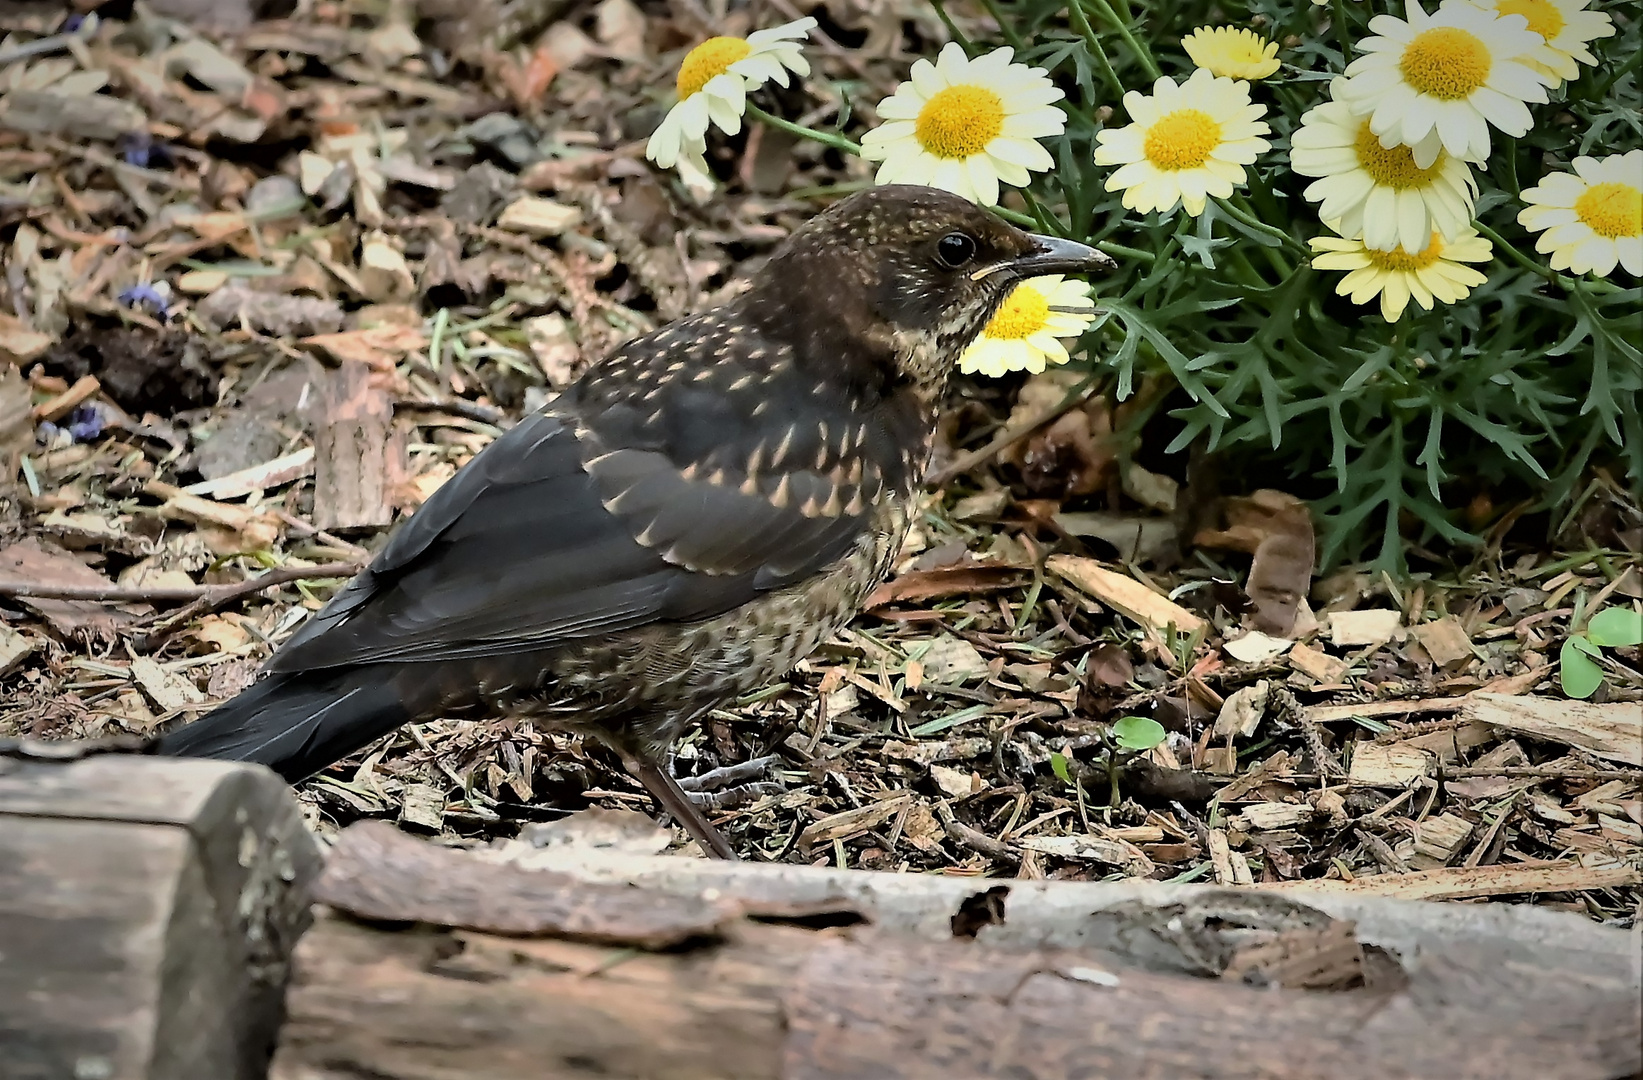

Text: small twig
xmin=675 ymin=754 xmax=782 ymax=793
xmin=395 ymin=396 xmax=507 ymax=427
xmin=0 ymin=562 xmax=361 ymax=605
xmin=934 ymin=799 xmax=1019 ymax=862
xmin=1281 ymin=687 xmax=1345 ymax=782
xmin=273 ymin=510 xmax=373 ymax=563
xmin=1353 ymin=826 xmax=1410 ymax=874
xmin=1440 ymin=765 xmax=1641 ymax=782
xmin=927 ymin=376 xmax=1102 ymax=488
xmin=685 ymin=782 xmax=785 ymax=812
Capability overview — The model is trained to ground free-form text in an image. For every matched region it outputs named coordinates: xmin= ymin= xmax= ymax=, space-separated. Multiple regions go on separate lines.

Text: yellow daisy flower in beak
xmin=860 ymin=43 xmax=1067 ymax=207
xmin=1517 ymin=151 xmax=1642 ymax=278
xmin=1335 ymin=1 xmax=1549 ymax=168
xmin=959 ymin=275 xmax=1096 ymax=377
xmin=1290 ymin=87 xmax=1477 ymax=253
xmin=1182 ymin=27 xmax=1282 ymax=81
xmin=1092 ymin=67 xmax=1272 ymax=217
xmin=1468 ymin=0 xmax=1615 ymax=88
xmin=646 ymin=18 xmax=816 ymax=174
xmin=1309 ymin=226 xmax=1493 ymax=321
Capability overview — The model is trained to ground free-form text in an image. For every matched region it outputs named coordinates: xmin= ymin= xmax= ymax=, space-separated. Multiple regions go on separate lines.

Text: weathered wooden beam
xmin=272 ymin=820 xmax=1642 ymax=1080
xmin=0 ymin=751 xmax=322 ymax=1080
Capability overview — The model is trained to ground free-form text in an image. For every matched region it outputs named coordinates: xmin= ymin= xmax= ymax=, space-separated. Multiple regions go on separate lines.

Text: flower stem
xmin=976 ymin=0 xmax=1028 ymax=51
xmin=1329 ymin=0 xmax=1356 ymax=71
xmin=928 ymin=0 xmax=973 ymax=53
xmin=1080 ymin=0 xmax=1162 ymax=80
xmin=745 ymin=103 xmax=862 ymax=156
xmin=1217 ymin=196 xmax=1307 ymax=257
xmin=1474 ymin=221 xmax=1562 ymax=285
xmin=1066 ymin=0 xmax=1125 ymax=97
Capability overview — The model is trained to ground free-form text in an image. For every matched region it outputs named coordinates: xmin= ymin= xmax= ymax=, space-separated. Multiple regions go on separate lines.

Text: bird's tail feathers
xmin=153 ymin=665 xmax=439 ymax=782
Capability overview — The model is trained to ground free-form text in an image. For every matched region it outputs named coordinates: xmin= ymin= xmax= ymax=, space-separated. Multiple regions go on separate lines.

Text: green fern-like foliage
xmin=979 ymin=0 xmax=1640 ymax=570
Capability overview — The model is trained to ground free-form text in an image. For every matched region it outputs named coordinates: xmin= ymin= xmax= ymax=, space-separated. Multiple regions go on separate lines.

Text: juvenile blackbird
xmin=155 ymin=186 xmax=1112 ymax=857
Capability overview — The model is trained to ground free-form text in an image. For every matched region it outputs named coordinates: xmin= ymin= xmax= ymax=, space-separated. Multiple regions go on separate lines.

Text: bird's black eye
xmin=936 ymin=232 xmax=977 ymax=268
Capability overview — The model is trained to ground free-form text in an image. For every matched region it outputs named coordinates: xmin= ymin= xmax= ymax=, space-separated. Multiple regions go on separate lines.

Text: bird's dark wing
xmin=270 ymin=318 xmax=883 ymax=672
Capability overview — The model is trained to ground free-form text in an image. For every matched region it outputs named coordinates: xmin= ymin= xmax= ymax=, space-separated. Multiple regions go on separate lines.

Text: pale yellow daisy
xmin=1518 ymin=150 xmax=1642 ymax=278
xmin=1309 ymin=225 xmax=1493 ymax=321
xmin=959 ymin=275 xmax=1096 ymax=377
xmin=1092 ymin=67 xmax=1271 ymax=217
xmin=1182 ymin=26 xmax=1282 ymax=81
xmin=860 ymin=43 xmax=1066 ymax=207
xmin=646 ymin=19 xmax=815 ymax=174
xmin=1290 ymin=89 xmax=1477 ymax=252
xmin=1335 ymin=1 xmax=1550 ymax=168
xmin=1467 ymin=0 xmax=1615 ymax=87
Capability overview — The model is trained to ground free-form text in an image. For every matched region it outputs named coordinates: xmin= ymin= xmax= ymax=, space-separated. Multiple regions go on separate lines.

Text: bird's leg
xmin=627 ymin=756 xmax=740 ymax=860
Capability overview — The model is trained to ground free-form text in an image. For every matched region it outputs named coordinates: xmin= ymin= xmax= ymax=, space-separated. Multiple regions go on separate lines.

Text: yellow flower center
xmin=1354 ymin=122 xmax=1442 ymax=188
xmin=1495 ymin=0 xmax=1565 ymax=41
xmin=1399 ymin=28 xmax=1492 ymax=100
xmin=1367 ymin=234 xmax=1446 ymax=271
xmin=1574 ymin=182 xmax=1643 ymax=238
xmin=677 ymin=37 xmax=752 ymax=97
xmin=985 ymin=285 xmax=1051 ymax=340
xmin=915 ymin=85 xmax=1006 ymax=159
xmin=1143 ymin=109 xmax=1222 ymax=170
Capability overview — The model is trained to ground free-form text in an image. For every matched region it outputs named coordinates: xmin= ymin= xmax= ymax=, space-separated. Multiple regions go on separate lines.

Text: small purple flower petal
xmin=65 ymin=404 xmax=105 ymax=443
xmin=119 ymin=283 xmax=168 ymax=311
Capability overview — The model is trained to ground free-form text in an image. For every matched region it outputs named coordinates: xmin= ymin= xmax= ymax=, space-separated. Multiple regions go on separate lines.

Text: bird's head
xmin=746 ymin=185 xmax=1115 ymax=393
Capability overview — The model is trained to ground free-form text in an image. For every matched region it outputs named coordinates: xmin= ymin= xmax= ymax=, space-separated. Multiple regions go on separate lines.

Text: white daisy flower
xmin=1335 ymin=1 xmax=1550 ymax=168
xmin=1465 ymin=0 xmax=1615 ymax=87
xmin=959 ymin=275 xmax=1096 ymax=377
xmin=1092 ymin=67 xmax=1271 ymax=218
xmin=860 ymin=43 xmax=1066 ymax=207
xmin=1309 ymin=225 xmax=1493 ymax=321
xmin=1517 ymin=150 xmax=1642 ymax=278
xmin=1181 ymin=26 xmax=1282 ymax=81
xmin=646 ymin=19 xmax=816 ymax=174
xmin=1290 ymin=89 xmax=1477 ymax=252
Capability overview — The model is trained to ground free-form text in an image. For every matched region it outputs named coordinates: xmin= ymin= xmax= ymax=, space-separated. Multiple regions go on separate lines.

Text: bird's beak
xmin=973 ymin=233 xmax=1115 ymax=281
xmin=1022 ymin=233 xmax=1117 ymax=276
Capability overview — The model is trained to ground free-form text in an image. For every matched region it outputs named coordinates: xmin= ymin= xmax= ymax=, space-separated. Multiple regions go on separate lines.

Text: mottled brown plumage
xmin=156 ymin=186 xmax=1112 ymax=857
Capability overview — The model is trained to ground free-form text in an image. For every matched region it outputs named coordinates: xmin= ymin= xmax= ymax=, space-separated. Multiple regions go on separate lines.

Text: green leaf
xmin=1586 ymin=607 xmax=1643 ymax=648
xmin=1049 ymin=751 xmax=1072 ymax=785
xmin=1111 ymin=716 xmax=1167 ymax=752
xmin=1559 ymin=636 xmax=1604 ymax=699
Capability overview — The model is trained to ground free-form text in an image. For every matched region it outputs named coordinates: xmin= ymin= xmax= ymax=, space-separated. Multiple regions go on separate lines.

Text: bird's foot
xmin=674 ymin=753 xmax=783 ymax=810
xmin=626 ymin=756 xmax=741 ymax=860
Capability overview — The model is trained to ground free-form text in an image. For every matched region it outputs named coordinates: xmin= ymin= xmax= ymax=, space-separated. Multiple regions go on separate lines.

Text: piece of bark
xmin=314 ymin=821 xmax=734 ymax=947
xmin=1255 ymin=859 xmax=1639 ymax=901
xmin=1348 ymin=742 xmax=1435 ymax=787
xmin=0 ymin=753 xmax=320 ymax=1080
xmin=1412 ymin=616 xmax=1475 ymax=667
xmin=1048 ymin=555 xmax=1207 ymax=635
xmin=274 ymin=825 xmax=1641 ymax=1080
xmin=0 ymin=89 xmax=145 ymax=141
xmin=1242 ymin=492 xmax=1314 ymax=637
xmin=182 ymin=447 xmax=316 ymax=500
xmin=312 ymin=360 xmax=396 ymax=532
xmin=0 ymin=538 xmax=146 ymax=636
xmin=1463 ymin=693 xmax=1642 ymax=766
xmin=1412 ymin=813 xmax=1475 ymax=863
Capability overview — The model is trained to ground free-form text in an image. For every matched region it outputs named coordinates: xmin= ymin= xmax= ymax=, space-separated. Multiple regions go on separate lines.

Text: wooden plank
xmin=271 ymin=823 xmax=1641 ymax=1080
xmin=0 ymin=753 xmax=322 ymax=1080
